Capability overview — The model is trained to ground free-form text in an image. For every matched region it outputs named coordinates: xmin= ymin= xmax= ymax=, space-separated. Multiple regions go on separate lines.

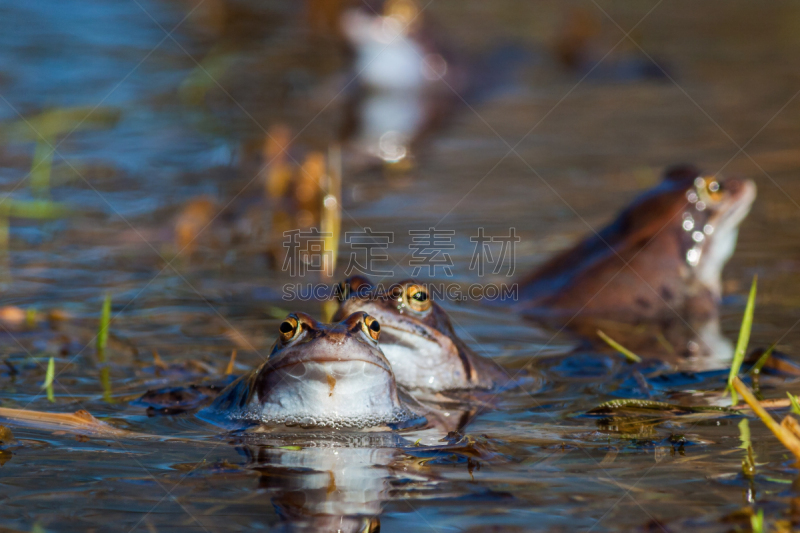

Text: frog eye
xmin=362 ymin=315 xmax=381 ymax=341
xmin=406 ymin=284 xmax=431 ymax=313
xmin=695 ymin=176 xmax=724 ymax=202
xmin=278 ymin=316 xmax=300 ymax=342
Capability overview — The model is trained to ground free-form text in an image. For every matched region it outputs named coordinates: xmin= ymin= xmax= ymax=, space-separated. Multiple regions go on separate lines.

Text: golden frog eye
xmin=278 ymin=316 xmax=299 ymax=342
xmin=696 ymin=176 xmax=723 ymax=202
xmin=362 ymin=315 xmax=381 ymax=341
xmin=406 ymin=284 xmax=431 ymax=312
xmin=706 ymin=179 xmax=723 ymax=201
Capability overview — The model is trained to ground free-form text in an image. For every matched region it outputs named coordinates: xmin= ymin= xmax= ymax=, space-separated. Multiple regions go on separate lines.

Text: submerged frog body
xmin=335 ymin=276 xmax=509 ymax=392
xmin=515 ymin=165 xmax=756 ymax=322
xmin=200 ymin=312 xmax=419 ymax=430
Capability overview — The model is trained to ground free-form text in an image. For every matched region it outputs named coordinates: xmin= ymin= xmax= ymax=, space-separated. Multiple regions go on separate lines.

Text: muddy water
xmin=2 ymin=0 xmax=800 ymax=531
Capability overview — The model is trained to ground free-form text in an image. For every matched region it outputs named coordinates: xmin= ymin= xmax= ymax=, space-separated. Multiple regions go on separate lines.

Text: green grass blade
xmin=750 ymin=508 xmax=763 ymax=533
xmin=728 ymin=275 xmax=757 ymax=405
xmin=8 ymin=199 xmax=72 ymax=219
xmin=25 ymin=308 xmax=36 ymax=329
xmin=30 ymin=140 xmax=53 ymax=198
xmin=100 ymin=366 xmax=114 ymax=404
xmin=788 ymin=393 xmax=800 ymax=416
xmin=42 ymin=357 xmax=54 ymax=402
xmin=597 ymin=330 xmax=642 ymax=363
xmin=97 ymin=293 xmax=111 ymax=361
xmin=746 ymin=343 xmax=776 ymax=376
xmin=738 ymin=418 xmax=751 ymax=450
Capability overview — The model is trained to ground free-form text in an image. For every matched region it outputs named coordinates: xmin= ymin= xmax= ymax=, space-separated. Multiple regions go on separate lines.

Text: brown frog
xmin=335 ymin=276 xmax=509 ymax=392
xmin=514 ymin=165 xmax=756 ymax=324
xmin=199 ymin=311 xmax=422 ymax=430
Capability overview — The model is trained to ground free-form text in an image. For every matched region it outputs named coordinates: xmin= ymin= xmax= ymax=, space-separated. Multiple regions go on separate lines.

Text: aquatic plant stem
xmin=43 ymin=357 xmax=55 ymax=402
xmin=596 ymin=330 xmax=642 ymax=363
xmin=97 ymin=293 xmax=111 ymax=361
xmin=728 ymin=275 xmax=757 ymax=405
xmin=30 ymin=139 xmax=53 ymax=198
xmin=733 ymin=377 xmax=800 ymax=462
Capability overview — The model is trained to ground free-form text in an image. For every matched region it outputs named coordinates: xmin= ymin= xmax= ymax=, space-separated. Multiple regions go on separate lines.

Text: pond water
xmin=2 ymin=0 xmax=800 ymax=531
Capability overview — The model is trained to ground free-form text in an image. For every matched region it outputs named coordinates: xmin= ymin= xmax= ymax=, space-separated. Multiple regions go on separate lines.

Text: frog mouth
xmin=267 ymin=346 xmax=393 ymax=375
xmin=716 ymin=179 xmax=756 ymax=227
xmin=694 ymin=179 xmax=756 ymax=293
xmin=379 ymin=323 xmax=441 ymax=347
xmin=269 ymin=357 xmax=391 ymax=375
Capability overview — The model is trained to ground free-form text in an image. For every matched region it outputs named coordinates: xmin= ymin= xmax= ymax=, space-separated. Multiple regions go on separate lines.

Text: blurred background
xmin=1 ymin=0 xmax=799 ymax=314
xmin=2 ymin=1 xmax=800 ymax=530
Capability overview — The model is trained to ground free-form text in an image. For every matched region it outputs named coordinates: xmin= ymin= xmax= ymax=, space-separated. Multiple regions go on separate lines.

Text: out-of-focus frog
xmin=515 ymin=165 xmax=756 ymax=323
xmin=335 ymin=276 xmax=509 ymax=392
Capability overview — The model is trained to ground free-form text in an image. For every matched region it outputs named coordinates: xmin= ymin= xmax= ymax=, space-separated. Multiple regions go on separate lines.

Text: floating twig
xmin=0 ymin=407 xmax=132 ymax=438
xmin=732 ymin=377 xmax=800 ymax=462
xmin=225 ymin=350 xmax=237 ymax=375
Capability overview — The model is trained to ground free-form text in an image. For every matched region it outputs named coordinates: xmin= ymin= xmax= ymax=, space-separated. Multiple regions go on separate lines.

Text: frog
xmin=514 ymin=165 xmax=756 ymax=323
xmin=338 ymin=0 xmax=459 ymax=167
xmin=334 ymin=275 xmax=509 ymax=392
xmin=338 ymin=0 xmax=527 ymax=170
xmin=199 ymin=311 xmax=422 ymax=431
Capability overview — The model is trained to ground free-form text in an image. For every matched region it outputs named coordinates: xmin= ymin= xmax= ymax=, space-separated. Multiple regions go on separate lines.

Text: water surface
xmin=2 ymin=1 xmax=800 ymax=531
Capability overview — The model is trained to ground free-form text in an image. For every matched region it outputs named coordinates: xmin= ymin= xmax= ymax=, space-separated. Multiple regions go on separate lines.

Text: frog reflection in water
xmin=514 ymin=165 xmax=756 ymax=362
xmin=335 ymin=276 xmax=509 ymax=392
xmin=200 ymin=311 xmax=420 ymax=430
xmin=248 ymin=442 xmax=397 ymax=533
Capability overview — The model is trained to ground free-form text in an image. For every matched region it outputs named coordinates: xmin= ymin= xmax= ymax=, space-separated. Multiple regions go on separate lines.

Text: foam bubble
xmin=225 ymin=404 xmax=417 ymax=430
